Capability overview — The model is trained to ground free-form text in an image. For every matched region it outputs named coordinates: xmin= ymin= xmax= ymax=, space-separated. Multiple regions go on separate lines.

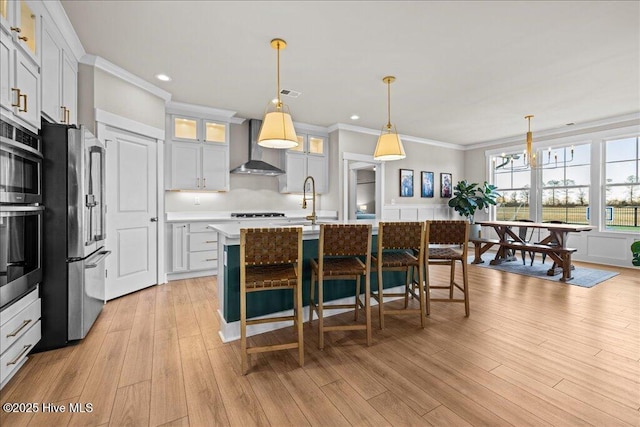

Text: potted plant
xmin=448 ymin=180 xmax=500 ymax=239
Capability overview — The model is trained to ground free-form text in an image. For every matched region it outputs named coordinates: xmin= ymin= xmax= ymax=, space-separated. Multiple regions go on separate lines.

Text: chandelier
xmin=494 ymin=115 xmax=574 ymax=170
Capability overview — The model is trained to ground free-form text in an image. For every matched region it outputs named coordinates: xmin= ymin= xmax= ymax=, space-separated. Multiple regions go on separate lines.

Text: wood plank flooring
xmin=1 ymin=262 xmax=638 ymax=426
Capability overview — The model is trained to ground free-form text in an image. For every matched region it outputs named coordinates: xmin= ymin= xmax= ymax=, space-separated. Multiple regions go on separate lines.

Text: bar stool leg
xmin=354 ymin=275 xmax=361 ymax=321
xmin=318 ymin=273 xmax=325 ymax=350
xmin=449 ymin=260 xmax=455 ymax=299
xmin=309 ymin=270 xmax=316 ymax=327
xmin=462 ymin=259 xmax=470 ymax=317
xmin=240 ymin=286 xmax=248 ymax=375
xmin=418 ymin=263 xmax=426 ymax=328
xmin=365 ymin=273 xmax=372 ymax=346
xmin=296 ymin=281 xmax=304 ymax=366
xmin=377 ymin=265 xmax=385 ymax=329
xmin=404 ymin=269 xmax=410 ymax=308
xmin=424 ymin=261 xmax=431 ymax=316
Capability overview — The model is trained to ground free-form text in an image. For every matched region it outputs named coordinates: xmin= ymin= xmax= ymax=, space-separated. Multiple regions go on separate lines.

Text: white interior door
xmin=103 ymin=127 xmax=158 ymax=300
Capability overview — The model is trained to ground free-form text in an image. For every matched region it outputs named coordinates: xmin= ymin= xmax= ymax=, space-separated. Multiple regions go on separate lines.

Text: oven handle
xmin=0 ymin=205 xmax=45 ymax=216
xmin=85 ymin=250 xmax=111 ymax=269
xmin=0 ymin=137 xmax=43 ymax=160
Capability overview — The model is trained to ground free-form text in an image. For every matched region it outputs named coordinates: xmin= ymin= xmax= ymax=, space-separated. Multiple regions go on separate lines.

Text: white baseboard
xmin=167 ymin=269 xmax=217 ymax=281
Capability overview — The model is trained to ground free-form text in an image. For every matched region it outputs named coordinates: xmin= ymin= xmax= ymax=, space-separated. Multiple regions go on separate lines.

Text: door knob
xmin=150 ymin=217 xmax=158 ymax=222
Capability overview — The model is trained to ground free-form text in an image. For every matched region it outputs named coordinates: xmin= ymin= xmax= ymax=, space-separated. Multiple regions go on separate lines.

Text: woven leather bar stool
xmin=371 ymin=221 xmax=426 ymax=329
xmin=424 ymin=220 xmax=470 ymax=316
xmin=240 ymin=227 xmax=303 ymax=375
xmin=309 ymin=224 xmax=372 ymax=349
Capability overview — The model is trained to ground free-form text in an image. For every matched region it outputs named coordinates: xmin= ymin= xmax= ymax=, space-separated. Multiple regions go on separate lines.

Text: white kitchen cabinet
xmin=0 ymin=286 xmax=41 ymax=389
xmin=168 ymin=222 xmax=218 ymax=279
xmin=165 ymin=115 xmax=229 ymax=191
xmin=279 ymin=132 xmax=328 ymax=193
xmin=1 ymin=45 xmax=40 ymax=130
xmin=41 ymin=15 xmax=77 ymax=125
xmin=171 ymin=223 xmax=188 ymax=272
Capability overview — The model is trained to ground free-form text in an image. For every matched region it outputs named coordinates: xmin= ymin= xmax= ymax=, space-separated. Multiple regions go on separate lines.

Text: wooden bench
xmin=469 ymin=238 xmax=501 ymax=264
xmin=470 ymin=238 xmax=578 ymax=282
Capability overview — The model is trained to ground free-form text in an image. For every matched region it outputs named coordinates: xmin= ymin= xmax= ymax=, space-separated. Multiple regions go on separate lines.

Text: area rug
xmin=468 ymin=253 xmax=619 ymax=288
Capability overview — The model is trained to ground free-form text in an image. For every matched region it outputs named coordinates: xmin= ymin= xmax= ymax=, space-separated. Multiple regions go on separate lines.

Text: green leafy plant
xmin=448 ymin=180 xmax=500 ymax=223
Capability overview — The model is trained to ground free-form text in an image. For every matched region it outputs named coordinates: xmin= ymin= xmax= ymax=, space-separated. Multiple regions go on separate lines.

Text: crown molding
xmin=166 ymin=101 xmax=245 ymax=124
xmin=95 ymin=109 xmax=165 ymax=140
xmin=467 ymin=112 xmax=640 ymax=151
xmin=40 ymin=0 xmax=85 ymax=61
xmin=328 ymin=123 xmax=464 ymax=150
xmin=80 ymin=55 xmax=172 ymax=102
xmin=292 ymin=121 xmax=330 ymax=136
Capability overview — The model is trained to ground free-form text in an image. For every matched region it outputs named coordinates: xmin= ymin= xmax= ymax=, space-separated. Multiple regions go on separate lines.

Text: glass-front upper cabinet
xmin=172 ymin=115 xmax=227 ymax=144
xmin=204 ymin=121 xmax=226 ymax=144
xmin=0 ymin=0 xmax=37 ymax=59
xmin=289 ymin=133 xmax=325 ymax=155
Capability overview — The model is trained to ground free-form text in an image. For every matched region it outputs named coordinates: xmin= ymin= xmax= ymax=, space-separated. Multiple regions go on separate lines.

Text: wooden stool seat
xmin=427 ymin=247 xmax=464 ymax=260
xmin=245 ymin=264 xmax=298 ymax=289
xmin=371 ymin=221 xmax=426 ymax=329
xmin=240 ymin=227 xmax=304 ymax=375
xmin=309 ymin=224 xmax=372 ymax=349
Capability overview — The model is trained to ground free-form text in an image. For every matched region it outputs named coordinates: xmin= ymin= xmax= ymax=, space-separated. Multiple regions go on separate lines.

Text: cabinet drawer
xmin=189 ymin=233 xmax=218 ymax=252
xmin=1 ymin=287 xmax=38 ymax=326
xmin=0 ymin=298 xmax=41 ymax=352
xmin=189 ymin=223 xmax=214 ymax=233
xmin=1 ymin=320 xmax=41 ymax=385
xmin=189 ymin=250 xmax=217 ymax=271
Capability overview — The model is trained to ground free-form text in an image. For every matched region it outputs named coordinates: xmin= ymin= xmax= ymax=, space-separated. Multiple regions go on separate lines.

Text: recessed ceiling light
xmin=350 ymin=115 xmax=360 ymax=120
xmin=155 ymin=73 xmax=172 ymax=82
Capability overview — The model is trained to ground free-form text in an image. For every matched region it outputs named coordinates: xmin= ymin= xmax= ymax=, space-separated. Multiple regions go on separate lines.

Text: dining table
xmin=473 ymin=220 xmax=594 ymax=281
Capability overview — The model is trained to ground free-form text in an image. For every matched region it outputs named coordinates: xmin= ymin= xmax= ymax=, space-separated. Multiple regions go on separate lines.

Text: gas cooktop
xmin=230 ymin=212 xmax=286 ymax=218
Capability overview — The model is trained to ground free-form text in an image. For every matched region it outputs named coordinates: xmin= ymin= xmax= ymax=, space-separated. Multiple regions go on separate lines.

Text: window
xmin=541 ymin=144 xmax=590 ymax=224
xmin=492 ymin=152 xmax=531 ymax=220
xmin=605 ymin=137 xmax=639 ymax=232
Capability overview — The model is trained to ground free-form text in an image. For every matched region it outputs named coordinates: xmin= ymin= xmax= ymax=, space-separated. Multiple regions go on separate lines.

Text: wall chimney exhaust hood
xmin=230 ymin=119 xmax=286 ymax=176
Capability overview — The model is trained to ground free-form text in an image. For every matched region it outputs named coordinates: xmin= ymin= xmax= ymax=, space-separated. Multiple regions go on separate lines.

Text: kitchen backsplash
xmin=165 ymin=188 xmax=324 ymax=212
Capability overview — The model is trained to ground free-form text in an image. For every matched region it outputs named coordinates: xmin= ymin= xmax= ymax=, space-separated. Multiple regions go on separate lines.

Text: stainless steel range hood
xmin=230 ymin=119 xmax=285 ymax=176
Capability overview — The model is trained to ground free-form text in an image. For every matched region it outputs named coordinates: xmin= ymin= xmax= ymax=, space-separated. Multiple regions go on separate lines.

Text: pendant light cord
xmin=276 ymin=41 xmax=281 ymax=109
xmin=387 ymin=79 xmax=392 ymax=130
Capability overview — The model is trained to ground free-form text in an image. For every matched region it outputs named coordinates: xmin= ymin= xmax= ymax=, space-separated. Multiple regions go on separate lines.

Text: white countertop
xmin=166 ymin=210 xmax=338 ymax=223
xmin=209 ymin=219 xmax=378 ymax=241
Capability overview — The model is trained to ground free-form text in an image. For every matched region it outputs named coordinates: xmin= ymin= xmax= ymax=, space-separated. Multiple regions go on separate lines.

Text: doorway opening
xmin=342 ymin=152 xmax=385 ymax=221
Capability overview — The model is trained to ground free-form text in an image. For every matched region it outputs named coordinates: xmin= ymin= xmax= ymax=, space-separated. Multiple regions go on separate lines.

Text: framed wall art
xmin=421 ymin=171 xmax=434 ymax=198
xmin=400 ymin=169 xmax=414 ymax=197
xmin=440 ymin=172 xmax=452 ymax=198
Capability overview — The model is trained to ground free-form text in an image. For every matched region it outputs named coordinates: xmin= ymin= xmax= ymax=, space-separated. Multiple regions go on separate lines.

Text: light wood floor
xmin=1 ymin=261 xmax=639 ymax=426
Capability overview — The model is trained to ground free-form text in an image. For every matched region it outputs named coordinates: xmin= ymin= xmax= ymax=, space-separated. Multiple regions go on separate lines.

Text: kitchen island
xmin=210 ymin=220 xmax=407 ymax=342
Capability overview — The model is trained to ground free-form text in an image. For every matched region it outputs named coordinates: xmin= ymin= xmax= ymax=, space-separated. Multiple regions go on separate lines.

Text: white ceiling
xmin=61 ymin=1 xmax=640 ymax=146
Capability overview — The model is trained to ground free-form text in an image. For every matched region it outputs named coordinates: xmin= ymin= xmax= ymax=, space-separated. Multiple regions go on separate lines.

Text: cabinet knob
xmin=150 ymin=217 xmax=158 ymax=222
xmin=203 ymin=178 xmax=206 ymax=188
xmin=65 ymin=108 xmax=70 ymax=124
xmin=61 ymin=106 xmax=67 ymax=123
xmin=196 ymin=178 xmax=200 ymax=188
xmin=10 ymin=26 xmax=21 ymax=33
xmin=18 ymin=35 xmax=28 ymax=42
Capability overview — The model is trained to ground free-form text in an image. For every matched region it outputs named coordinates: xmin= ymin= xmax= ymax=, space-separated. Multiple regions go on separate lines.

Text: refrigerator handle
xmin=85 ymin=251 xmax=111 ymax=269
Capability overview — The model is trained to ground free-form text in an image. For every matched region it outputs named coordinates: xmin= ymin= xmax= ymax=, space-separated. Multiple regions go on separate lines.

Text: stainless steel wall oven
xmin=0 ymin=118 xmax=42 ymax=204
xmin=0 ymin=206 xmax=43 ymax=308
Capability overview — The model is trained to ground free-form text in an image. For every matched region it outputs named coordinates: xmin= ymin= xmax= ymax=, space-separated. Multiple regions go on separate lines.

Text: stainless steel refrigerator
xmin=36 ymin=122 xmax=110 ymax=351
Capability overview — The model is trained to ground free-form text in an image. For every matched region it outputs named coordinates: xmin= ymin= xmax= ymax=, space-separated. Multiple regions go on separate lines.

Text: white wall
xmin=77 ymin=65 xmax=166 ymax=133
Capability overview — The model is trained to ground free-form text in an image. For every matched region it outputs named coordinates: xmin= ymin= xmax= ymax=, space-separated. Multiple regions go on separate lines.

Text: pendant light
xmin=257 ymin=38 xmax=299 ymax=149
xmin=374 ymin=76 xmax=406 ymax=161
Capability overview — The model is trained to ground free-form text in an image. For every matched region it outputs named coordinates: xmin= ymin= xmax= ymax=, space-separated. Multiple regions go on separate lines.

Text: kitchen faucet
xmin=302 ymin=176 xmax=317 ymax=225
